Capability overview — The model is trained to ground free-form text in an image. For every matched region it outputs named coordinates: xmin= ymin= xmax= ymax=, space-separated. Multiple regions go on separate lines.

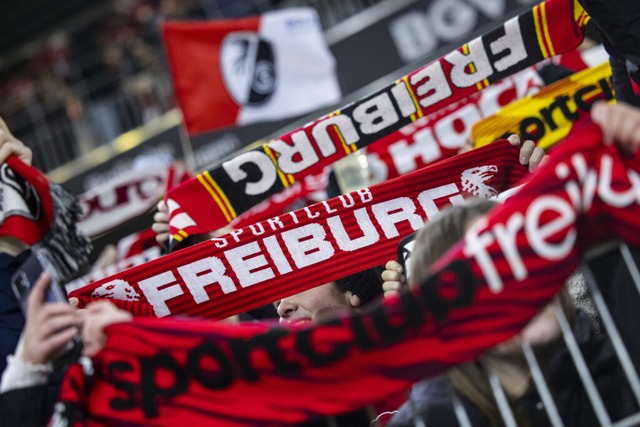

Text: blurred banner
xmin=363 ymin=45 xmax=610 ymax=183
xmin=163 ymin=8 xmax=341 ymax=135
xmin=76 ymin=162 xmax=190 ymax=238
xmin=329 ymin=0 xmax=539 ymax=93
xmin=77 ymin=166 xmax=168 ymax=238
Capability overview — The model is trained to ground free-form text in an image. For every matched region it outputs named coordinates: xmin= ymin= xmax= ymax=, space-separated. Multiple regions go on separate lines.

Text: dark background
xmin=0 ymin=0 xmax=98 ymax=55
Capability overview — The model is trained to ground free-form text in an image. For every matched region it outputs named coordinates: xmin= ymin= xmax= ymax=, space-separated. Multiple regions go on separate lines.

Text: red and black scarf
xmin=0 ymin=156 xmax=90 ymax=280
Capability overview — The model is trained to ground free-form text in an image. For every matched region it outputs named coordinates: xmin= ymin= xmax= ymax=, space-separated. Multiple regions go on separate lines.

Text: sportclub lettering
xmin=104 ymin=259 xmax=477 ymax=418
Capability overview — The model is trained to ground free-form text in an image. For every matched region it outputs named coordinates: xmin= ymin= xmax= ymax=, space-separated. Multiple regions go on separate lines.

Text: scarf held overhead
xmin=222 ymin=46 xmax=601 ymax=228
xmin=55 ymin=120 xmax=640 ymax=426
xmin=0 ymin=156 xmax=91 ymax=281
xmin=70 ymin=140 xmax=528 ymax=319
xmin=167 ymin=0 xmax=589 ymax=241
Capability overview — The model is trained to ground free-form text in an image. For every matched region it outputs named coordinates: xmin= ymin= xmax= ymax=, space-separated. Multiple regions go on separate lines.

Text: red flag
xmin=162 ymin=8 xmax=341 ymax=135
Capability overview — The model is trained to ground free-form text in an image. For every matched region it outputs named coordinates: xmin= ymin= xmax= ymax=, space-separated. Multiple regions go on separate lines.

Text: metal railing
xmin=407 ymin=242 xmax=640 ymax=427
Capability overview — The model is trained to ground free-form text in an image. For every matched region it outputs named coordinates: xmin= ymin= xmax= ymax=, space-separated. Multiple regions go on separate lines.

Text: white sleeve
xmin=0 ymin=355 xmax=52 ymax=393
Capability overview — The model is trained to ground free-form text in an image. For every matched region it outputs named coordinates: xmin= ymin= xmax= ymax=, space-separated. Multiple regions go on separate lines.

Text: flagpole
xmin=176 ymin=109 xmax=197 ymax=172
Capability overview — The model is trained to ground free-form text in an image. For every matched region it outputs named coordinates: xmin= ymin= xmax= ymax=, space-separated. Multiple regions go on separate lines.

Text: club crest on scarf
xmin=91 ymin=279 xmax=140 ymax=302
xmin=461 ymin=165 xmax=499 ymax=198
xmin=220 ymin=32 xmax=276 ymax=106
xmin=0 ymin=163 xmax=41 ymax=223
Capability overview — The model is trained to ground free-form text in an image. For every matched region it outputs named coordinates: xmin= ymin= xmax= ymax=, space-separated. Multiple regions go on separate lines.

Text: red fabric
xmin=163 ymin=9 xmax=340 ymax=135
xmin=0 ymin=156 xmax=54 ymax=245
xmin=631 ymin=77 xmax=640 ymax=96
xmin=70 ymin=140 xmax=528 ymax=319
xmin=230 ymin=169 xmax=329 ymax=229
xmin=365 ymin=67 xmax=545 ymax=182
xmin=55 ymin=119 xmax=640 ymax=426
xmin=166 ymin=0 xmax=587 ymax=241
xmin=165 ymin=162 xmax=192 ymax=192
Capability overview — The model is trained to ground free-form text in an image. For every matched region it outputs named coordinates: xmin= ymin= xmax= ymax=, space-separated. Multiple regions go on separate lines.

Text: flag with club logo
xmin=162 ymin=8 xmax=342 ymax=135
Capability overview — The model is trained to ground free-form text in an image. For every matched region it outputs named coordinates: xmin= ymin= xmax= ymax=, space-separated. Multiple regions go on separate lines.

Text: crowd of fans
xmin=0 ymin=0 xmax=639 ymax=426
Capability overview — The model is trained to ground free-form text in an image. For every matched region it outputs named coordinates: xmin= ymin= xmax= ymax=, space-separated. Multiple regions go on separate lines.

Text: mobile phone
xmin=11 ymin=252 xmax=82 ymax=369
xmin=12 ymin=252 xmax=68 ymax=309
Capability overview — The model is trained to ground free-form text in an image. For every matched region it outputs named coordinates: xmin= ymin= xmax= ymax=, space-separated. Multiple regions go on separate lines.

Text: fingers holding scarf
xmin=592 ymin=101 xmax=640 ymax=152
xmin=0 ymin=117 xmax=32 ymax=166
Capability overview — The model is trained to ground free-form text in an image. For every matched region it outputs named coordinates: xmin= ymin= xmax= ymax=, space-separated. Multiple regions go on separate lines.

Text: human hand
xmin=456 ymin=136 xmax=475 ymax=155
xmin=0 ymin=117 xmax=32 ymax=165
xmin=507 ymin=134 xmax=547 ymax=173
xmin=80 ymin=300 xmax=132 ymax=357
xmin=381 ymin=260 xmax=406 ymax=298
xmin=591 ymin=101 xmax=640 ymax=153
xmin=151 ymin=199 xmax=170 ymax=247
xmin=15 ymin=273 xmax=81 ymax=365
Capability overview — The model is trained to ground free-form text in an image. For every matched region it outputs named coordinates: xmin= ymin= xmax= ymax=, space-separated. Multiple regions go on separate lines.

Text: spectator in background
xmin=578 ymin=0 xmax=640 ymax=107
xmin=276 ymin=267 xmax=385 ymax=325
xmin=275 ymin=267 xmax=396 ymax=427
xmin=0 ymin=118 xmax=35 ymax=375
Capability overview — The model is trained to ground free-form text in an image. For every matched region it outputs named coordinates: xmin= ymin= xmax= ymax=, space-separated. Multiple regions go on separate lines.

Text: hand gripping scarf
xmin=54 ymin=119 xmax=640 ymax=426
xmin=69 ymin=139 xmax=528 ymax=318
xmin=166 ymin=0 xmax=590 ymax=243
xmin=0 ymin=156 xmax=91 ymax=280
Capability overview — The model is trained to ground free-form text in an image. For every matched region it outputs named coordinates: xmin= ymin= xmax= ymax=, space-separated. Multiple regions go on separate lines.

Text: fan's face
xmin=275 ymin=282 xmax=352 ymax=325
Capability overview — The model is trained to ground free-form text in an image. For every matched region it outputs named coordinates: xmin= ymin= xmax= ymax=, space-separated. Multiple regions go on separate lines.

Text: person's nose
xmin=277 ymin=298 xmax=297 ymax=322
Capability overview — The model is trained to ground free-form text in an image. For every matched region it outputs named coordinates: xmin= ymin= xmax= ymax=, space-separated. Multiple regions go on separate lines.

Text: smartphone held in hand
xmin=11 ymin=252 xmax=68 ymax=309
xmin=11 ymin=252 xmax=82 ymax=369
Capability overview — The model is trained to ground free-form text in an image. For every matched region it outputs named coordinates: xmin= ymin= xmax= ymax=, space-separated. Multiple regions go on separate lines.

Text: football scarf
xmin=166 ymin=0 xmax=590 ymax=243
xmin=0 ymin=156 xmax=91 ymax=281
xmin=53 ymin=119 xmax=640 ymax=426
xmin=472 ymin=61 xmax=615 ymax=150
xmin=69 ymin=139 xmax=528 ymax=319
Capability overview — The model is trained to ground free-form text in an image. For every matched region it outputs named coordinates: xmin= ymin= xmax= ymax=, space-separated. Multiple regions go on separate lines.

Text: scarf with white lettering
xmin=0 ymin=156 xmax=91 ymax=281
xmin=53 ymin=119 xmax=640 ymax=426
xmin=166 ymin=0 xmax=589 ymax=244
xmin=69 ymin=139 xmax=527 ymax=318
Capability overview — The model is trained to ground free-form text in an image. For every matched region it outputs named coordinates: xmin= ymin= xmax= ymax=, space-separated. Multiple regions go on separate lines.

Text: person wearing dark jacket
xmin=578 ymin=0 xmax=640 ymax=106
xmin=0 ymin=117 xmax=35 ymax=376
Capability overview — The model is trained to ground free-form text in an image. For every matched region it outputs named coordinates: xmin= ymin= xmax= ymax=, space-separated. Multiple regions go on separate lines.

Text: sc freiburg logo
xmin=220 ymin=32 xmax=276 ymax=106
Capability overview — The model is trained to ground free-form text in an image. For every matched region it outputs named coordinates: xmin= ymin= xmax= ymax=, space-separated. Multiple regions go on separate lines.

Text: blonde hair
xmin=410 ymin=198 xmax=496 ymax=284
